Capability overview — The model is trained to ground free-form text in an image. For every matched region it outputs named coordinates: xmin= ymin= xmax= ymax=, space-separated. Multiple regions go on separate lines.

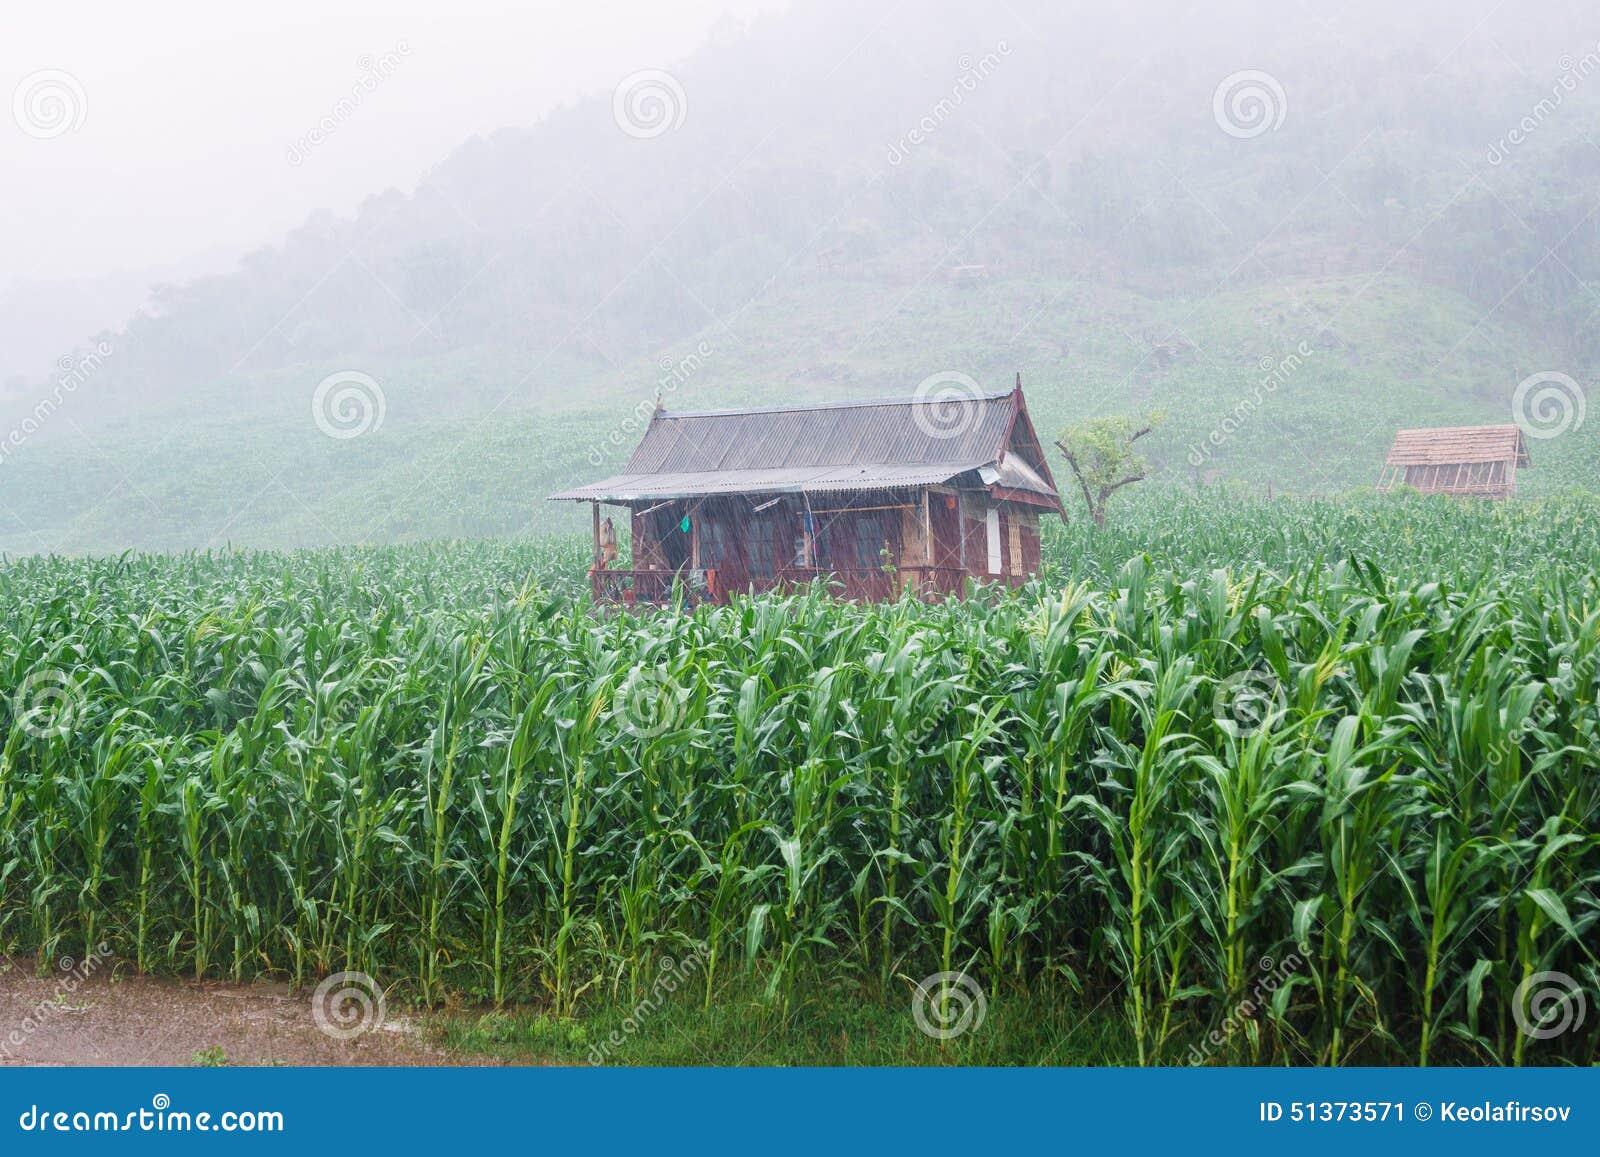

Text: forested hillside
xmin=7 ymin=0 xmax=1599 ymax=552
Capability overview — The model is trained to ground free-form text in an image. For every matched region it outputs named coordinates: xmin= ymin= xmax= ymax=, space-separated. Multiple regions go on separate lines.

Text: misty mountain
xmin=49 ymin=0 xmax=1600 ymax=401
xmin=7 ymin=0 xmax=1600 ymax=554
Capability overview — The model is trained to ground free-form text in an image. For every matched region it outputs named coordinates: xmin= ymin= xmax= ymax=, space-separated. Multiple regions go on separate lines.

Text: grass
xmin=432 ymin=975 xmax=1138 ymax=1066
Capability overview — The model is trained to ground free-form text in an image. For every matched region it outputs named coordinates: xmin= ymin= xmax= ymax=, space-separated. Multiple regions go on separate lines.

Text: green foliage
xmin=1055 ymin=412 xmax=1162 ymax=528
xmin=2 ymin=274 xmax=1592 ymax=555
xmin=1 ymin=493 xmax=1598 ymax=1065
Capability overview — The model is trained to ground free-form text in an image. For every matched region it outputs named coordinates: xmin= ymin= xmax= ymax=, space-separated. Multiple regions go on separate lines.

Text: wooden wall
xmin=617 ymin=487 xmax=1048 ymax=595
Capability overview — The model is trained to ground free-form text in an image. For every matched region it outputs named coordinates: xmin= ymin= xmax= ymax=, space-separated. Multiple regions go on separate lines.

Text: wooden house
xmin=550 ymin=380 xmax=1065 ymax=605
xmin=1376 ymin=424 xmax=1530 ymax=499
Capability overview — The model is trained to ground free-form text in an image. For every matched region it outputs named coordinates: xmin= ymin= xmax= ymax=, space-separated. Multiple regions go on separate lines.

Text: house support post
xmin=922 ymin=489 xmax=932 ymax=591
xmin=591 ymin=501 xmax=601 ymax=567
xmin=802 ymin=492 xmax=816 ymax=568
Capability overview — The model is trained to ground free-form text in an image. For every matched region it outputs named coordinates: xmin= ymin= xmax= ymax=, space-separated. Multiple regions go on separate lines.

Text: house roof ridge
xmin=657 ymin=392 xmax=1014 ymax=419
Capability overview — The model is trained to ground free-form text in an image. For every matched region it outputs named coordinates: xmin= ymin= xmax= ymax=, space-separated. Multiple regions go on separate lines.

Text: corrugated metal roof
xmin=552 ymin=390 xmax=1063 ymax=504
xmin=993 ymin=454 xmax=1052 ymax=494
xmin=622 ymin=393 xmax=1016 ymax=474
xmin=551 ymin=464 xmax=971 ymax=502
xmin=1385 ymin=425 xmax=1531 ymax=467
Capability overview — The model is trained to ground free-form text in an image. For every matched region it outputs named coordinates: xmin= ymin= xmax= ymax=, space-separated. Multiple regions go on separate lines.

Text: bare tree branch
xmin=1055 ymin=416 xmax=1158 ymax=529
xmin=1054 ymin=438 xmax=1099 ymax=524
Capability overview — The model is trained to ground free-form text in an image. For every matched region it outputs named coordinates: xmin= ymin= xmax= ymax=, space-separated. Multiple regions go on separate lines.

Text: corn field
xmin=1 ymin=497 xmax=1597 ymax=1065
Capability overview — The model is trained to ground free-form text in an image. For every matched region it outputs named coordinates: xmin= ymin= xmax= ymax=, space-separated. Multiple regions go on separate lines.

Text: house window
xmin=701 ymin=516 xmax=728 ymax=567
xmin=750 ymin=514 xmax=779 ymax=579
xmin=853 ymin=515 xmax=885 ymax=570
xmin=985 ymin=507 xmax=1001 ymax=574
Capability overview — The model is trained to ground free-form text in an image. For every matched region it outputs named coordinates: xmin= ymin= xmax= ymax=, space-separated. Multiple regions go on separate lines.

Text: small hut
xmin=1376 ymin=424 xmax=1530 ymax=499
xmin=550 ymin=380 xmax=1064 ymax=606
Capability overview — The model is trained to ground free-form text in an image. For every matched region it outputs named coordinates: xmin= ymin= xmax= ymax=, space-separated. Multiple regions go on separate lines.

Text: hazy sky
xmin=1 ymin=0 xmax=788 ymax=285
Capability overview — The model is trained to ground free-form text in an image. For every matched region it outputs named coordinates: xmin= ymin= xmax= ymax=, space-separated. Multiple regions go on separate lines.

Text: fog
xmin=2 ymin=0 xmax=1598 ymax=551
xmin=1 ymin=0 xmax=785 ymax=378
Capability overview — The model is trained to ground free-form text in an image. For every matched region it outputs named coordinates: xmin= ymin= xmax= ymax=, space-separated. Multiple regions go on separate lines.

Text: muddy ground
xmin=0 ymin=957 xmax=498 ymax=1067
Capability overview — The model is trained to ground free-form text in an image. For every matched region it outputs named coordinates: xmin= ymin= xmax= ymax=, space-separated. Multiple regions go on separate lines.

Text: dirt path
xmin=0 ymin=957 xmax=494 ymax=1067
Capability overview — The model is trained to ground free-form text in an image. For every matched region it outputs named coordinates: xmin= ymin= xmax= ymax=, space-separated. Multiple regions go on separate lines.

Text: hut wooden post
xmin=591 ymin=502 xmax=601 ymax=567
xmin=922 ymin=489 xmax=932 ymax=567
xmin=802 ymin=492 xmax=816 ymax=567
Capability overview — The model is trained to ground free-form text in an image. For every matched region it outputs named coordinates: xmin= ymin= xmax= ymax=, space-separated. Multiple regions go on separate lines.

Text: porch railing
xmin=770 ymin=566 xmax=898 ymax=601
xmin=896 ymin=566 xmax=972 ymax=596
xmin=590 ymin=568 xmax=720 ymax=606
xmin=591 ymin=564 xmax=1011 ymax=606
xmin=753 ymin=565 xmax=977 ymax=600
